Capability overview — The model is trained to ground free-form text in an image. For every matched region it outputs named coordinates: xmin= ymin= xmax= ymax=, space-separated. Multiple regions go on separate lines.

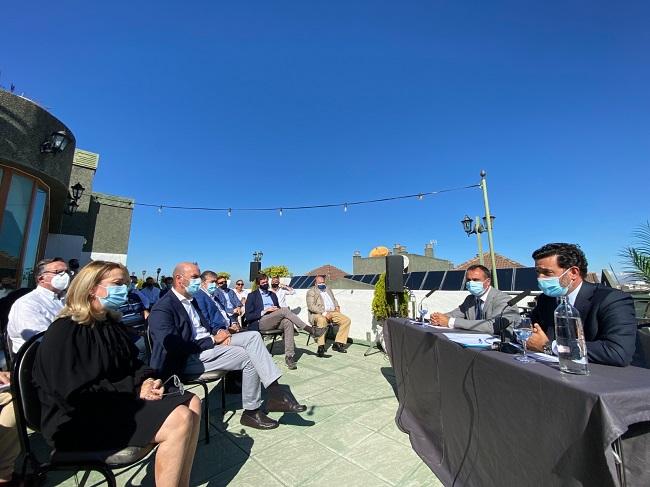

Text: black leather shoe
xmin=266 ymin=390 xmax=307 ymax=413
xmin=285 ymin=355 xmax=297 ymax=370
xmin=332 ymin=342 xmax=348 ymax=353
xmin=240 ymin=409 xmax=279 ymax=430
xmin=317 ymin=345 xmax=325 ymax=357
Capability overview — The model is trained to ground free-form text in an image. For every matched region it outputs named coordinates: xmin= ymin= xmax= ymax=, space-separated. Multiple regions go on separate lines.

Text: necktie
xmin=475 ymin=299 xmax=483 ymax=320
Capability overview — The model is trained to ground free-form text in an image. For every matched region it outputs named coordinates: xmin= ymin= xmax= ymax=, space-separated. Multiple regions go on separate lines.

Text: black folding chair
xmin=11 ymin=332 xmax=155 ymax=487
xmin=146 ymin=330 xmax=226 ymax=444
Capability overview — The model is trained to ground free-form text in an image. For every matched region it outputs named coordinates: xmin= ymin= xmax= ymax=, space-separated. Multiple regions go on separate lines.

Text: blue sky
xmin=4 ymin=1 xmax=649 ymax=281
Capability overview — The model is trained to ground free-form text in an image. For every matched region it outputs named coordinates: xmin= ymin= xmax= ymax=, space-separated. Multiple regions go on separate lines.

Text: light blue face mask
xmin=98 ymin=284 xmax=129 ymax=310
xmin=537 ymin=268 xmax=571 ymax=297
xmin=185 ymin=277 xmax=201 ymax=296
xmin=206 ymin=282 xmax=218 ymax=294
xmin=317 ymin=284 xmax=326 ymax=291
xmin=466 ymin=280 xmax=486 ymax=296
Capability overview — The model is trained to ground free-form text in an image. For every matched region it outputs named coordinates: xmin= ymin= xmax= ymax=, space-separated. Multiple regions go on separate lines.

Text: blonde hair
xmin=59 ymin=260 xmax=129 ymax=325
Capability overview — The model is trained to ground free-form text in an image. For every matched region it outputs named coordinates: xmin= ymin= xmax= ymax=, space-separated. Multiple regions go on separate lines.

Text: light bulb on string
xmin=344 ymin=203 xmax=348 ymax=212
xmin=158 ymin=205 xmax=163 ymax=214
xmin=227 ymin=208 xmax=232 ymax=217
xmin=279 ymin=208 xmax=283 ymax=216
xmin=417 ymin=194 xmax=423 ymax=201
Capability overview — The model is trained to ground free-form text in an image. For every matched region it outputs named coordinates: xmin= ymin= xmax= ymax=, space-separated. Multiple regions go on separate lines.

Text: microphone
xmin=417 ymin=288 xmax=438 ymax=322
xmin=506 ymin=290 xmax=532 ymax=308
xmin=497 ymin=290 xmax=532 ymax=347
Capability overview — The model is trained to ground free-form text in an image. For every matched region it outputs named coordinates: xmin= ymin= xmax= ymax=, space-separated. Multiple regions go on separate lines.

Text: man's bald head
xmin=173 ymin=262 xmax=201 ymax=296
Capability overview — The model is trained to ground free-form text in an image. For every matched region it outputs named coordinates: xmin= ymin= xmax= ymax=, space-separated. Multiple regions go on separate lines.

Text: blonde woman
xmin=33 ymin=261 xmax=201 ymax=487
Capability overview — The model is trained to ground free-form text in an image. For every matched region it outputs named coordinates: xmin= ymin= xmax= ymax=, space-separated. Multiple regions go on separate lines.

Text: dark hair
xmin=532 ymin=243 xmax=588 ymax=278
xmin=466 ymin=264 xmax=491 ymax=280
xmin=35 ymin=258 xmax=64 ymax=278
xmin=200 ymin=270 xmax=217 ymax=281
xmin=255 ymin=273 xmax=268 ymax=284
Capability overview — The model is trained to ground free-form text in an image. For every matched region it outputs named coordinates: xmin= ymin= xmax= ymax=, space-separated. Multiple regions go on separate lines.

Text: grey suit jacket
xmin=446 ymin=287 xmax=520 ymax=334
xmin=306 ymin=286 xmax=339 ymax=326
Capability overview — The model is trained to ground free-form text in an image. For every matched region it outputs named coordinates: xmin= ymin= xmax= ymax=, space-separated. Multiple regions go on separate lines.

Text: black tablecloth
xmin=386 ymin=318 xmax=650 ymax=487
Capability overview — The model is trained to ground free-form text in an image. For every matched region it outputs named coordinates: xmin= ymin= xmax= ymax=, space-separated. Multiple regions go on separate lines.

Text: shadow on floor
xmin=381 ymin=366 xmax=398 ymax=398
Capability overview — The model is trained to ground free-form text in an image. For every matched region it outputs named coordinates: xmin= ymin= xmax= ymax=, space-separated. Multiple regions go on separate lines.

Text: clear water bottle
xmin=554 ymin=296 xmax=589 ymax=375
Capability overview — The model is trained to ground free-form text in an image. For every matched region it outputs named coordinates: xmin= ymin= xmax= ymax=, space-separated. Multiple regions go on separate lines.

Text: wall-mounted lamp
xmin=63 ymin=182 xmax=86 ymax=216
xmin=40 ymin=130 xmax=71 ymax=154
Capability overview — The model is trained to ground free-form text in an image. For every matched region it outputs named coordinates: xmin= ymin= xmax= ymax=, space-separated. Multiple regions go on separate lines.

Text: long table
xmin=385 ymin=318 xmax=650 ymax=487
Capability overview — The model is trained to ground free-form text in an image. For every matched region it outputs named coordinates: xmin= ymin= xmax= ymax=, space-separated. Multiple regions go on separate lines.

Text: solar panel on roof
xmin=422 ymin=271 xmax=445 ymax=290
xmin=350 ymin=275 xmax=365 ymax=282
xmin=361 ymin=274 xmax=375 ymax=284
xmin=405 ymin=272 xmax=427 ymax=290
xmin=368 ymin=274 xmax=380 ymax=285
xmin=513 ymin=267 xmax=538 ymax=291
xmin=303 ymin=276 xmax=316 ymax=288
xmin=289 ymin=276 xmax=302 ymax=287
xmin=441 ymin=270 xmax=466 ymax=290
xmin=495 ymin=268 xmax=514 ymax=291
xmin=292 ymin=276 xmax=308 ymax=288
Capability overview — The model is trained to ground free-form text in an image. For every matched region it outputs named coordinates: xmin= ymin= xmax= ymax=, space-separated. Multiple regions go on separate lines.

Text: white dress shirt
xmin=171 ymin=288 xmax=211 ymax=341
xmin=273 ymin=286 xmax=295 ymax=308
xmin=235 ymin=289 xmax=249 ymax=302
xmin=7 ymin=286 xmax=65 ymax=353
xmin=319 ymin=290 xmax=336 ymax=313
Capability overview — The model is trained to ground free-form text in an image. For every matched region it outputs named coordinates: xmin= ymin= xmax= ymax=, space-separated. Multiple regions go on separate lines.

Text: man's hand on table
xmin=429 ymin=312 xmax=450 ymax=326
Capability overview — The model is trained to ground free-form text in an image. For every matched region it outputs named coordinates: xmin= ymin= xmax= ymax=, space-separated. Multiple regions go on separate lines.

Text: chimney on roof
xmin=425 ymin=242 xmax=434 ymax=258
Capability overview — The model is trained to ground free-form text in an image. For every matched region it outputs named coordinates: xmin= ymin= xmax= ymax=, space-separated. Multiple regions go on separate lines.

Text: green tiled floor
xmin=33 ymin=336 xmax=443 ymax=486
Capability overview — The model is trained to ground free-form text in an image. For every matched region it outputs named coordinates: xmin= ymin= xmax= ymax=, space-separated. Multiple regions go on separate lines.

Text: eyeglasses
xmin=217 ymin=281 xmax=226 ymax=285
xmin=162 ymin=375 xmax=185 ymax=396
xmin=43 ymin=270 xmax=70 ymax=276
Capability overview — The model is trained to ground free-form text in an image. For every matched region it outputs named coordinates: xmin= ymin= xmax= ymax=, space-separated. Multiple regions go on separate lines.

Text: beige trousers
xmin=313 ymin=311 xmax=351 ymax=346
xmin=0 ymin=392 xmax=19 ymax=480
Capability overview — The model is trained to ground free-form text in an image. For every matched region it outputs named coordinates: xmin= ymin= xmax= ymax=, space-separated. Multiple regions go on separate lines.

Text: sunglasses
xmin=236 ymin=282 xmax=244 ymax=286
xmin=162 ymin=375 xmax=185 ymax=396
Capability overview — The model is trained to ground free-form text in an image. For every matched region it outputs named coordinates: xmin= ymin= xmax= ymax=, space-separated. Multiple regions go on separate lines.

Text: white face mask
xmin=50 ymin=272 xmax=70 ymax=291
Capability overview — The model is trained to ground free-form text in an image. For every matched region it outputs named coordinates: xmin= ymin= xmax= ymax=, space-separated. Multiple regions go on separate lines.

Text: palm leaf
xmin=620 ymin=221 xmax=650 ymax=283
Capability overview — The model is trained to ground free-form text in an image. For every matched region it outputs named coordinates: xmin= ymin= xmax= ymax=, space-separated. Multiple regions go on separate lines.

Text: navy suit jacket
xmin=244 ymin=289 xmax=279 ymax=331
xmin=193 ymin=289 xmax=229 ymax=332
xmin=148 ymin=290 xmax=216 ymax=378
xmin=531 ymin=281 xmax=637 ymax=366
xmin=214 ymin=288 xmax=242 ymax=317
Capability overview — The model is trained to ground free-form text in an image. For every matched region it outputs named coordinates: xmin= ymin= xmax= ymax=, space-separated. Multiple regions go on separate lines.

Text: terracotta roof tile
xmin=455 ymin=253 xmax=525 ymax=270
xmin=305 ymin=264 xmax=349 ymax=281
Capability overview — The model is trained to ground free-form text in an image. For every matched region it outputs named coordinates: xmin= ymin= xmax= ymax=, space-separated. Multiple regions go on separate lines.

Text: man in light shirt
xmin=7 ymin=259 xmax=70 ymax=353
xmin=306 ymin=275 xmax=352 ymax=357
xmin=140 ymin=276 xmax=161 ymax=306
xmin=270 ymin=276 xmax=295 ymax=308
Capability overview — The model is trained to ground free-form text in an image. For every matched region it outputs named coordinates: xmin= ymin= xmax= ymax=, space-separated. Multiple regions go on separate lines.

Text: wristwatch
xmin=542 ymin=342 xmax=553 ymax=355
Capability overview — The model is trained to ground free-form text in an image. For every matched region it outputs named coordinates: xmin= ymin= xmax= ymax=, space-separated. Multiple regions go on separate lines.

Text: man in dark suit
xmin=245 ymin=274 xmax=326 ymax=370
xmin=149 ymin=262 xmax=308 ymax=430
xmin=527 ymin=243 xmax=637 ymax=366
xmin=213 ymin=276 xmax=244 ymax=325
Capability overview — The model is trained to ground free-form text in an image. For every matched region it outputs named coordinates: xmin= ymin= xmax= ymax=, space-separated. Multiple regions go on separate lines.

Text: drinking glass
xmin=514 ymin=317 xmax=534 ymax=363
xmin=419 ymin=304 xmax=428 ymax=322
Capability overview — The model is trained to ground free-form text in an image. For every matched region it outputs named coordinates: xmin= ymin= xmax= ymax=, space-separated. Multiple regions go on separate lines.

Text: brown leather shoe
xmin=240 ymin=409 xmax=279 ymax=430
xmin=285 ymin=355 xmax=297 ymax=370
xmin=266 ymin=389 xmax=307 ymax=413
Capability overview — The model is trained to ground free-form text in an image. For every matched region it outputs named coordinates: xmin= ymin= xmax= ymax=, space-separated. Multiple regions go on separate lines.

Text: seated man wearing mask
xmin=141 ymin=276 xmax=161 ymax=306
xmin=429 ymin=265 xmax=520 ymax=334
xmin=306 ymin=275 xmax=352 ymax=357
xmin=149 ymin=263 xmax=307 ymax=430
xmin=7 ymin=258 xmax=70 ymax=353
xmin=245 ymin=274 xmax=326 ymax=370
xmin=213 ymin=276 xmax=243 ymax=325
xmin=527 ymin=243 xmax=637 ymax=366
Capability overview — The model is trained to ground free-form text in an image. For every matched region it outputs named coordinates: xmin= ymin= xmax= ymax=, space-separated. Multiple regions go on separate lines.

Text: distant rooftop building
xmin=353 ymin=242 xmax=453 ymax=275
xmin=455 ymin=252 xmax=525 ymax=270
xmin=305 ymin=264 xmax=348 ymax=281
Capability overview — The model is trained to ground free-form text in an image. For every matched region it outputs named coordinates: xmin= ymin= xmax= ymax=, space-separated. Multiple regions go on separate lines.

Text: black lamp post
xmin=156 ymin=268 xmax=161 ymax=283
xmin=71 ymin=182 xmax=85 ymax=200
